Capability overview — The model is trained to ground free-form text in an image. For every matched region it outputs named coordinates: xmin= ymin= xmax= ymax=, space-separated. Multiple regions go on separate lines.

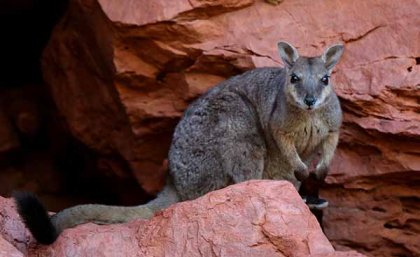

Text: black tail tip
xmin=13 ymin=191 xmax=58 ymax=244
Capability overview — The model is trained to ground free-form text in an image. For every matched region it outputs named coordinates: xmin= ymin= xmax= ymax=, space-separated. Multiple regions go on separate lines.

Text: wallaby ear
xmin=277 ymin=41 xmax=299 ymax=68
xmin=322 ymin=44 xmax=344 ymax=71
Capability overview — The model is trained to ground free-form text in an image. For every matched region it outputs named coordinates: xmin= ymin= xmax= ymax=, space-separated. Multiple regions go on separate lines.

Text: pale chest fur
xmin=269 ymin=111 xmax=331 ymax=160
xmin=292 ymin=116 xmax=329 ymax=157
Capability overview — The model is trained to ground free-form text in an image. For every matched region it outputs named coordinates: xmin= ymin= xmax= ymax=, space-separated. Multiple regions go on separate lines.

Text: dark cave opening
xmin=0 ymin=0 xmax=67 ymax=87
xmin=0 ymin=0 xmax=151 ymax=212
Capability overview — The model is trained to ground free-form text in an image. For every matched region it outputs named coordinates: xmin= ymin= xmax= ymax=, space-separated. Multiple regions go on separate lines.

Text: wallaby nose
xmin=304 ymin=96 xmax=316 ymax=107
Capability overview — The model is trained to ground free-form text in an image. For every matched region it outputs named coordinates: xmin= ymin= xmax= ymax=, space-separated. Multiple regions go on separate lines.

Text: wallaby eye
xmin=290 ymin=74 xmax=300 ymax=84
xmin=321 ymin=75 xmax=329 ymax=85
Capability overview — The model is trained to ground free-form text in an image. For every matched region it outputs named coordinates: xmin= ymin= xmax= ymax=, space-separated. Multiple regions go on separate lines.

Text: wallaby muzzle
xmin=304 ymin=95 xmax=316 ymax=107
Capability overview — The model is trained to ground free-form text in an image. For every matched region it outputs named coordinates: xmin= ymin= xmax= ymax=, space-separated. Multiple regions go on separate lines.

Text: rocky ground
xmin=0 ymin=181 xmax=366 ymax=257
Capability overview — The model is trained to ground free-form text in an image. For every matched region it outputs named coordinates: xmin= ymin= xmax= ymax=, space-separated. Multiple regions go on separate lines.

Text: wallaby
xmin=14 ymin=41 xmax=344 ymax=244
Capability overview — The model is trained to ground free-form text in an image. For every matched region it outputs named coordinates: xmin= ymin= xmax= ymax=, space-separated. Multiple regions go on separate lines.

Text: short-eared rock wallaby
xmin=14 ymin=41 xmax=344 ymax=244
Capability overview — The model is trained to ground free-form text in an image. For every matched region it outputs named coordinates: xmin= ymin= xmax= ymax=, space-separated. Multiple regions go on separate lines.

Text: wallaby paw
xmin=315 ymin=165 xmax=329 ymax=181
xmin=294 ymin=163 xmax=309 ymax=181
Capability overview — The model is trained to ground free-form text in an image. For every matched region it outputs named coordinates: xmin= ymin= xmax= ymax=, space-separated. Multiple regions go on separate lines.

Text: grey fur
xmin=15 ymin=42 xmax=344 ymax=244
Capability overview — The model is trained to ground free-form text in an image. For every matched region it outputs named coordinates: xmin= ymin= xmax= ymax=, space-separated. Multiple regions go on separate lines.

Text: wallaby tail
xmin=13 ymin=192 xmax=58 ymax=244
xmin=14 ymin=181 xmax=180 ymax=245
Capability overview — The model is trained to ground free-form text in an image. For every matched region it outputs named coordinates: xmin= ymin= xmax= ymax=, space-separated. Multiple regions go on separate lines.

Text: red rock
xmin=321 ymin=173 xmax=420 ymax=256
xmin=0 ymin=197 xmax=31 ymax=255
xmin=0 ymin=84 xmax=46 ymax=153
xmin=0 ymin=108 xmax=19 ymax=153
xmin=40 ymin=0 xmax=420 ymax=255
xmin=0 ymin=236 xmax=23 ymax=257
xmin=0 ymin=181 xmax=365 ymax=257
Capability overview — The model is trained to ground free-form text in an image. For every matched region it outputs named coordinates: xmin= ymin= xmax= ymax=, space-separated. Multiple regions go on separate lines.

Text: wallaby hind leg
xmin=223 ymin=141 xmax=266 ymax=184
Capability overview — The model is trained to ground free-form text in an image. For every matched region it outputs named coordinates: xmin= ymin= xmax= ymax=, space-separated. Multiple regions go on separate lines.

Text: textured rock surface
xmin=40 ymin=0 xmax=420 ymax=255
xmin=0 ymin=181 xmax=365 ymax=257
xmin=0 ymin=236 xmax=23 ymax=257
xmin=0 ymin=196 xmax=31 ymax=254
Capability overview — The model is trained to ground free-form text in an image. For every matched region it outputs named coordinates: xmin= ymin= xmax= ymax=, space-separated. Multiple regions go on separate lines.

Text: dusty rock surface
xmin=0 ymin=196 xmax=31 ymax=254
xmin=38 ymin=0 xmax=420 ymax=255
xmin=0 ymin=181 xmax=365 ymax=257
xmin=0 ymin=236 xmax=23 ymax=257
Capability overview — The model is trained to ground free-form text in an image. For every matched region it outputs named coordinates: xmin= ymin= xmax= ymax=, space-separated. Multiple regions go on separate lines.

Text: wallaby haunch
xmin=14 ymin=41 xmax=344 ymax=244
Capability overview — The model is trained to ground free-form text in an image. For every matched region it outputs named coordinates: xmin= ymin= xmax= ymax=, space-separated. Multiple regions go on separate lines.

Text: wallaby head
xmin=277 ymin=41 xmax=344 ymax=111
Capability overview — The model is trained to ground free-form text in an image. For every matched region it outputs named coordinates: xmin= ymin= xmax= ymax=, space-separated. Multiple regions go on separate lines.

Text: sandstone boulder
xmin=0 ymin=236 xmax=23 ymax=257
xmin=0 ymin=195 xmax=31 ymax=254
xmin=0 ymin=181 xmax=365 ymax=257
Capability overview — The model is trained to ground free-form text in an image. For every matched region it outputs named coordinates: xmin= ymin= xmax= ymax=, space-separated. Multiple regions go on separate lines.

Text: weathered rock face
xmin=0 ymin=237 xmax=23 ymax=257
xmin=322 ymin=174 xmax=420 ymax=256
xmin=0 ymin=181 xmax=365 ymax=257
xmin=0 ymin=195 xmax=31 ymax=254
xmin=40 ymin=0 xmax=420 ymax=256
